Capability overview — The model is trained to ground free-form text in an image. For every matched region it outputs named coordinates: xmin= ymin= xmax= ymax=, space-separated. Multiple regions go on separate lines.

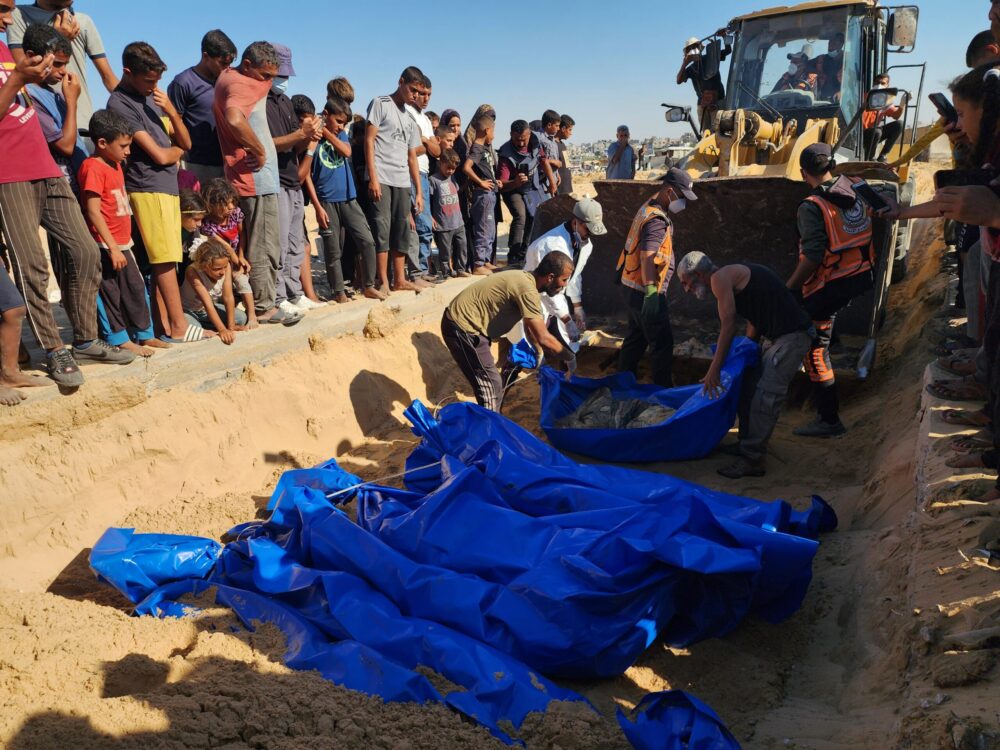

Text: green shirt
xmin=447 ymin=271 xmax=543 ymax=340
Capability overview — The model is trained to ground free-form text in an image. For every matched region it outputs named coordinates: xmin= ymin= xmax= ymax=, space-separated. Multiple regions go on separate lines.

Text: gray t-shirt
xmin=428 ymin=173 xmax=463 ymax=231
xmin=366 ymin=95 xmax=421 ymax=189
xmin=8 ymin=4 xmax=108 ymax=128
xmin=107 ymin=86 xmax=179 ymax=196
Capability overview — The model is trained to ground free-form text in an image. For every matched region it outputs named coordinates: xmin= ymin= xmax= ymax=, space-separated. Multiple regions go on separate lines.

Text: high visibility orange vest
xmin=617 ymin=201 xmax=674 ymax=293
xmin=800 ymin=179 xmax=874 ymax=298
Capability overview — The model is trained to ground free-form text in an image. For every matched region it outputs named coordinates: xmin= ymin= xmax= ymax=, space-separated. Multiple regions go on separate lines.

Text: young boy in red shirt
xmin=77 ymin=109 xmax=158 ymax=357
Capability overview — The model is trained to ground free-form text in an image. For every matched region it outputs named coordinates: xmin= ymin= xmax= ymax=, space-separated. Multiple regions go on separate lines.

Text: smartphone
xmin=517 ymin=163 xmax=530 ymax=176
xmin=851 ymin=180 xmax=889 ymax=212
xmin=929 ymin=92 xmax=958 ymax=125
xmin=934 ymin=169 xmax=997 ymax=189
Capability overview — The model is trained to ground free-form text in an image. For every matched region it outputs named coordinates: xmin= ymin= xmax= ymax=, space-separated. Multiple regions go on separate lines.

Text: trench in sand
xmin=0 ymin=174 xmax=987 ymax=748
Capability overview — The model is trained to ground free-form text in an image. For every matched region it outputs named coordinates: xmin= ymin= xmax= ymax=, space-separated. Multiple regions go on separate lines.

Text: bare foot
xmin=256 ymin=308 xmax=277 ymax=322
xmin=121 ymin=341 xmax=155 ymax=358
xmin=138 ymin=338 xmax=171 ymax=349
xmin=391 ymin=280 xmax=421 ymax=293
xmin=946 ymin=453 xmax=990 ymax=469
xmin=975 ymin=487 xmax=1000 ymax=502
xmin=0 ymin=385 xmax=26 ymax=406
xmin=363 ymin=287 xmax=388 ymax=301
xmin=0 ymin=370 xmax=48 ymax=389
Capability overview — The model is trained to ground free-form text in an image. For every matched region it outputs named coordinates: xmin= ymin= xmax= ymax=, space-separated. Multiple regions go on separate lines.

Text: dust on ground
xmin=2 ymin=163 xmax=995 ymax=749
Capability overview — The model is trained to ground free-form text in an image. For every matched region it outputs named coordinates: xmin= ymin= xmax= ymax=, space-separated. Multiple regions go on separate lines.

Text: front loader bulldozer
xmin=537 ymin=0 xmax=923 ymax=379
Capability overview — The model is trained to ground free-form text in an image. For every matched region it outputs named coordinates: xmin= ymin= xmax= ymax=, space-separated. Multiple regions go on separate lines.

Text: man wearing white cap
xmin=523 ymin=197 xmax=607 ymax=349
xmin=772 ymin=46 xmax=817 ymax=94
xmin=676 ymin=34 xmax=730 ymax=133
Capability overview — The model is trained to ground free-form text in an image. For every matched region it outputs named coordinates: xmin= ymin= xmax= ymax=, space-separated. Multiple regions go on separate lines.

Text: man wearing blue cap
xmin=266 ymin=43 xmax=322 ymax=314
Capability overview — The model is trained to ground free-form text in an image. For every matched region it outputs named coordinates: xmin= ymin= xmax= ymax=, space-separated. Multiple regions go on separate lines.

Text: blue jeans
xmin=184 ymin=304 xmax=248 ymax=330
xmin=97 ymin=289 xmax=154 ymax=345
xmin=412 ymin=173 xmax=433 ymax=274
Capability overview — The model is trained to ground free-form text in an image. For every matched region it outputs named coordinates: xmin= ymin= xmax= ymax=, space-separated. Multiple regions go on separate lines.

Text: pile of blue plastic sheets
xmin=91 ymin=399 xmax=836 ymax=748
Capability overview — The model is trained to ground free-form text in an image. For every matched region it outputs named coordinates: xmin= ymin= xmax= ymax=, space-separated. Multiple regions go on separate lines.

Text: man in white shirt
xmin=515 ymin=197 xmax=606 ymax=355
xmin=405 ymin=74 xmax=440 ymax=278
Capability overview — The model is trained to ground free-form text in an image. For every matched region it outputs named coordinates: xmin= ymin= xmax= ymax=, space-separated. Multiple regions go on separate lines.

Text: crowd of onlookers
xmin=0 ymin=2 xmax=585 ymax=403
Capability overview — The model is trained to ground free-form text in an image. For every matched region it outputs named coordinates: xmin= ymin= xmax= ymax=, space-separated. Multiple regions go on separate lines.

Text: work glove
xmin=564 ymin=316 xmax=581 ymax=343
xmin=564 ymin=354 xmax=577 ymax=381
xmin=641 ymin=285 xmax=664 ymax=327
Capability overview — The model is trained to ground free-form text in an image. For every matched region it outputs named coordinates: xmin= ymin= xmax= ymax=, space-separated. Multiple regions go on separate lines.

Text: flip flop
xmin=926 ymin=382 xmax=988 ymax=402
xmin=941 ymin=408 xmax=992 ymax=427
xmin=936 ymin=355 xmax=977 ymax=376
xmin=950 ymin=436 xmax=994 ymax=453
xmin=158 ymin=325 xmax=205 ymax=344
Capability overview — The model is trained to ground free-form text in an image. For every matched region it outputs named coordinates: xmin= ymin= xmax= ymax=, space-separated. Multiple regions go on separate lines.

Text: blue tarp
xmin=537 ymin=336 xmax=760 ymax=462
xmin=91 ymin=401 xmax=835 ymax=748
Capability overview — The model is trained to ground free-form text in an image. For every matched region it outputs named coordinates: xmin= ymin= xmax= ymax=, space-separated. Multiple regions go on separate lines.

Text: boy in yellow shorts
xmin=107 ymin=41 xmax=195 ymax=341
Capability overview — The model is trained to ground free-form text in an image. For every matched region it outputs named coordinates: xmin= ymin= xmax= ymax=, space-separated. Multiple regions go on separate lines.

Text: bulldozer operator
xmin=772 ymin=47 xmax=818 ymax=94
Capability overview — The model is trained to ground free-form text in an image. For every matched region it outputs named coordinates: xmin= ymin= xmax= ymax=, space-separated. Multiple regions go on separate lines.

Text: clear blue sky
xmin=56 ymin=0 xmax=993 ymax=142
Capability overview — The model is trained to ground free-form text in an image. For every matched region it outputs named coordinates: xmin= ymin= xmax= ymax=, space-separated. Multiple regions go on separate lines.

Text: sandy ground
xmin=2 ymin=162 xmax=997 ymax=749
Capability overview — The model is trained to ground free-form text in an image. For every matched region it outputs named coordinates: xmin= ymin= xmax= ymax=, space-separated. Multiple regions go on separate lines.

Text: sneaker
xmin=278 ymin=300 xmax=302 ymax=316
xmin=72 ymin=339 xmax=136 ymax=365
xmin=293 ymin=296 xmax=324 ymax=311
xmin=46 ymin=347 xmax=84 ymax=387
xmin=717 ymin=458 xmax=766 ymax=479
xmin=266 ymin=307 xmax=303 ymax=326
xmin=793 ymin=419 xmax=847 ymax=438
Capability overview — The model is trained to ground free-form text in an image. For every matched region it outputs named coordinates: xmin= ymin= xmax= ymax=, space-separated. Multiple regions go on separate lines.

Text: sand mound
xmin=364 ymin=305 xmax=402 ymax=339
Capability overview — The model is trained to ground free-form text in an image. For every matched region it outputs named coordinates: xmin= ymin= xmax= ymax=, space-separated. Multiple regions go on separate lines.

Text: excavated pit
xmin=2 ymin=163 xmax=993 ymax=749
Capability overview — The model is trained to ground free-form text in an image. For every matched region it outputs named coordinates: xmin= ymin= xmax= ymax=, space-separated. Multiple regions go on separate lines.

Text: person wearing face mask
xmin=786 ymin=143 xmax=875 ymax=438
xmin=811 ymin=33 xmax=844 ymax=101
xmin=677 ymin=252 xmax=813 ymax=479
xmin=616 ymin=168 xmax=696 ymax=387
xmin=500 ymin=197 xmax=607 ymax=384
xmin=862 ymin=73 xmax=903 ymax=162
xmin=772 ymin=48 xmax=817 ymax=94
xmin=265 ymin=43 xmax=323 ymax=316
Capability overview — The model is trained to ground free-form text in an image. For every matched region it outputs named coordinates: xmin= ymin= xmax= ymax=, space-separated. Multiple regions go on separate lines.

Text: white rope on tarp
xmin=324 ymin=461 xmax=444 ymax=500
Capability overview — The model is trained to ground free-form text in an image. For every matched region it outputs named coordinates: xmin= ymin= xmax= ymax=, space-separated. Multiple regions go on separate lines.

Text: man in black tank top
xmin=677 ymin=252 xmax=813 ymax=479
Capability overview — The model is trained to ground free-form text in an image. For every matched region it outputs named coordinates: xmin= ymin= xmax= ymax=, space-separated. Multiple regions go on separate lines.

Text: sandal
xmin=950 ymin=435 xmax=994 ymax=453
xmin=46 ymin=347 xmax=84 ymax=387
xmin=926 ymin=382 xmax=988 ymax=401
xmin=936 ymin=355 xmax=977 ymax=376
xmin=941 ymin=408 xmax=992 ymax=427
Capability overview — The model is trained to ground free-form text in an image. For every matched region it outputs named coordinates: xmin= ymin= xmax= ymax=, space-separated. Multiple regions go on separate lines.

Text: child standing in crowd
xmin=302 ymin=96 xmax=386 ymax=302
xmin=179 ymin=188 xmax=206 ymax=279
xmin=327 ymin=76 xmax=355 ymax=105
xmin=556 ymin=114 xmax=575 ymax=195
xmin=429 ymin=148 xmax=469 ymax=279
xmin=290 ymin=94 xmax=324 ymax=306
xmin=107 ymin=41 xmax=193 ymax=343
xmin=23 ymin=24 xmax=87 ymax=192
xmin=463 ymin=114 xmax=499 ymax=275
xmin=79 ymin=109 xmax=167 ymax=358
xmin=199 ymin=178 xmax=258 ymax=328
xmin=181 ymin=238 xmax=246 ymax=344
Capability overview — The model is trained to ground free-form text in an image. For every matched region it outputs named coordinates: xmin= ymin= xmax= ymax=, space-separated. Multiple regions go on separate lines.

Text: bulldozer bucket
xmin=531 ymin=176 xmax=894 ymax=343
xmin=565 ymin=177 xmax=812 ymax=320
